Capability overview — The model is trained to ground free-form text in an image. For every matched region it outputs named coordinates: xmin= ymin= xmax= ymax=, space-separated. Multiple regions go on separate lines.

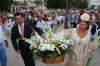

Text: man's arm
xmin=11 ymin=27 xmax=19 ymax=51
xmin=30 ymin=23 xmax=46 ymax=39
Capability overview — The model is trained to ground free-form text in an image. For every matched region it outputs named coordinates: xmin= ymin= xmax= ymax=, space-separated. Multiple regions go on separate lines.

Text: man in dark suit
xmin=11 ymin=12 xmax=46 ymax=66
xmin=88 ymin=19 xmax=96 ymax=41
xmin=24 ymin=12 xmax=31 ymax=23
xmin=73 ymin=18 xmax=81 ymax=28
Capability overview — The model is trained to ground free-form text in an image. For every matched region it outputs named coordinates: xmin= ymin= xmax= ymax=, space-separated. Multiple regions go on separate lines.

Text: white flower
xmin=38 ymin=44 xmax=47 ymax=51
xmin=80 ymin=13 xmax=90 ymax=21
xmin=46 ymin=44 xmax=51 ymax=50
xmin=62 ymin=46 xmax=65 ymax=50
xmin=25 ymin=40 xmax=28 ymax=43
xmin=26 ymin=39 xmax=31 ymax=44
xmin=64 ymin=44 xmax=68 ymax=49
xmin=45 ymin=44 xmax=55 ymax=51
xmin=50 ymin=38 xmax=56 ymax=41
xmin=44 ymin=40 xmax=48 ymax=43
xmin=29 ymin=44 xmax=34 ymax=49
xmin=68 ymin=40 xmax=74 ymax=45
xmin=62 ymin=40 xmax=67 ymax=42
xmin=50 ymin=44 xmax=55 ymax=51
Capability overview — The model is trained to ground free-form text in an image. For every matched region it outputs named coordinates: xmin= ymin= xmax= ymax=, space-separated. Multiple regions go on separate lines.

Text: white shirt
xmin=46 ymin=21 xmax=53 ymax=28
xmin=71 ymin=14 xmax=76 ymax=22
xmin=92 ymin=15 xmax=96 ymax=20
xmin=18 ymin=23 xmax=24 ymax=36
xmin=0 ymin=25 xmax=7 ymax=44
xmin=28 ymin=15 xmax=32 ymax=21
xmin=89 ymin=25 xmax=92 ymax=31
xmin=76 ymin=24 xmax=79 ymax=28
xmin=37 ymin=20 xmax=46 ymax=29
xmin=56 ymin=16 xmax=63 ymax=22
xmin=8 ymin=14 xmax=14 ymax=18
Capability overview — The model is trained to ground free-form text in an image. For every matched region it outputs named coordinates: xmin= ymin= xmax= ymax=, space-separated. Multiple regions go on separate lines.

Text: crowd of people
xmin=0 ymin=7 xmax=100 ymax=66
xmin=0 ymin=8 xmax=66 ymax=32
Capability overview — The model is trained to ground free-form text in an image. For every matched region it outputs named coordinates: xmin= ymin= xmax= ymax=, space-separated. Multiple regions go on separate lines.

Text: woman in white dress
xmin=64 ymin=13 xmax=93 ymax=66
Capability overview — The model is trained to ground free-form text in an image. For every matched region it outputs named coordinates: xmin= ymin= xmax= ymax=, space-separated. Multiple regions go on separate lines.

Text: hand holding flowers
xmin=24 ymin=26 xmax=74 ymax=63
xmin=86 ymin=34 xmax=100 ymax=66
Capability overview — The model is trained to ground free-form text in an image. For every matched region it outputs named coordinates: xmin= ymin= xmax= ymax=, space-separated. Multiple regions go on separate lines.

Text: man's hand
xmin=41 ymin=34 xmax=46 ymax=39
xmin=4 ymin=40 xmax=9 ymax=48
xmin=16 ymin=50 xmax=21 ymax=53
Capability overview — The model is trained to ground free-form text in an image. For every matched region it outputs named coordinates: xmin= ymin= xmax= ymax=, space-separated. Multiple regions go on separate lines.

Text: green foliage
xmin=71 ymin=0 xmax=89 ymax=8
xmin=44 ymin=0 xmax=66 ymax=8
xmin=86 ymin=34 xmax=100 ymax=66
xmin=32 ymin=43 xmax=74 ymax=60
xmin=65 ymin=34 xmax=72 ymax=40
xmin=20 ymin=1 xmax=27 ymax=6
xmin=0 ymin=0 xmax=13 ymax=11
xmin=34 ymin=0 xmax=42 ymax=5
xmin=44 ymin=0 xmax=88 ymax=8
xmin=86 ymin=57 xmax=92 ymax=66
xmin=13 ymin=1 xmax=19 ymax=6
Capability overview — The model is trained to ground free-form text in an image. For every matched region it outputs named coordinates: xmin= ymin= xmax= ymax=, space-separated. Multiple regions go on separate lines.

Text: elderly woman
xmin=64 ymin=13 xmax=92 ymax=66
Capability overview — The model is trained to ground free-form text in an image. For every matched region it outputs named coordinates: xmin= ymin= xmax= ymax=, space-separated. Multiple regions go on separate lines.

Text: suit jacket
xmin=11 ymin=22 xmax=44 ymax=51
xmin=31 ymin=20 xmax=37 ymax=26
xmin=24 ymin=17 xmax=31 ymax=23
xmin=87 ymin=24 xmax=96 ymax=35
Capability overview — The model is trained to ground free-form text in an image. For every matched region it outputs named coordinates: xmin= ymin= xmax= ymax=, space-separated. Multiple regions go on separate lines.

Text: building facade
xmin=88 ymin=0 xmax=100 ymax=8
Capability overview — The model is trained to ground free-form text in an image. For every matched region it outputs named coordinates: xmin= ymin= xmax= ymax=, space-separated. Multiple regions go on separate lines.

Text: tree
xmin=71 ymin=0 xmax=89 ymax=8
xmin=44 ymin=0 xmax=66 ymax=9
xmin=13 ymin=1 xmax=19 ymax=6
xmin=34 ymin=0 xmax=42 ymax=5
xmin=44 ymin=0 xmax=89 ymax=9
xmin=21 ymin=1 xmax=27 ymax=6
xmin=0 ymin=0 xmax=13 ymax=11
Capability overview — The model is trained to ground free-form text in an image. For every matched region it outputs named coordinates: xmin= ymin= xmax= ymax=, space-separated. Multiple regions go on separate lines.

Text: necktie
xmin=20 ymin=25 xmax=24 ymax=37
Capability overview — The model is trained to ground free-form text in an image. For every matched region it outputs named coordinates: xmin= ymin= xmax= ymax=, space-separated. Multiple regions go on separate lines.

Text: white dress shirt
xmin=37 ymin=20 xmax=46 ymax=29
xmin=0 ymin=25 xmax=7 ymax=44
xmin=89 ymin=25 xmax=92 ymax=31
xmin=18 ymin=23 xmax=24 ymax=36
xmin=76 ymin=24 xmax=79 ymax=28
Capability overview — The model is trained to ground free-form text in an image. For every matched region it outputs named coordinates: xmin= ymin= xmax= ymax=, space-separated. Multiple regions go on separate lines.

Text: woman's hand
xmin=88 ymin=49 xmax=93 ymax=56
xmin=89 ymin=52 xmax=93 ymax=56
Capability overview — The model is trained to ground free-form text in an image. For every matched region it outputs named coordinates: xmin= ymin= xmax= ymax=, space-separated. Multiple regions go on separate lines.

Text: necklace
xmin=78 ymin=29 xmax=86 ymax=38
xmin=78 ymin=29 xmax=86 ymax=44
xmin=79 ymin=38 xmax=82 ymax=44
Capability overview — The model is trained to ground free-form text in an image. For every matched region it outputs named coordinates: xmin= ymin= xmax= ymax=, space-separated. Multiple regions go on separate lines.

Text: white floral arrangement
xmin=80 ymin=13 xmax=90 ymax=21
xmin=24 ymin=25 xmax=74 ymax=61
xmin=86 ymin=34 xmax=100 ymax=66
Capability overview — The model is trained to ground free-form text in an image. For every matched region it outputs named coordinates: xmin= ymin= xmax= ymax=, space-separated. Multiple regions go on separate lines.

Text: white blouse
xmin=65 ymin=28 xmax=92 ymax=61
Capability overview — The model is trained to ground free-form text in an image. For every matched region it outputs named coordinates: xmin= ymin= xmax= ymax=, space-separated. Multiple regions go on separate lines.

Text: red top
xmin=1 ymin=17 xmax=6 ymax=24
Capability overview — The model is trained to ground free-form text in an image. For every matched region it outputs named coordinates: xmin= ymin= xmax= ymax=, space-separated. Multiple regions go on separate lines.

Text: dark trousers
xmin=20 ymin=45 xmax=35 ymax=66
xmin=70 ymin=21 xmax=75 ymax=28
